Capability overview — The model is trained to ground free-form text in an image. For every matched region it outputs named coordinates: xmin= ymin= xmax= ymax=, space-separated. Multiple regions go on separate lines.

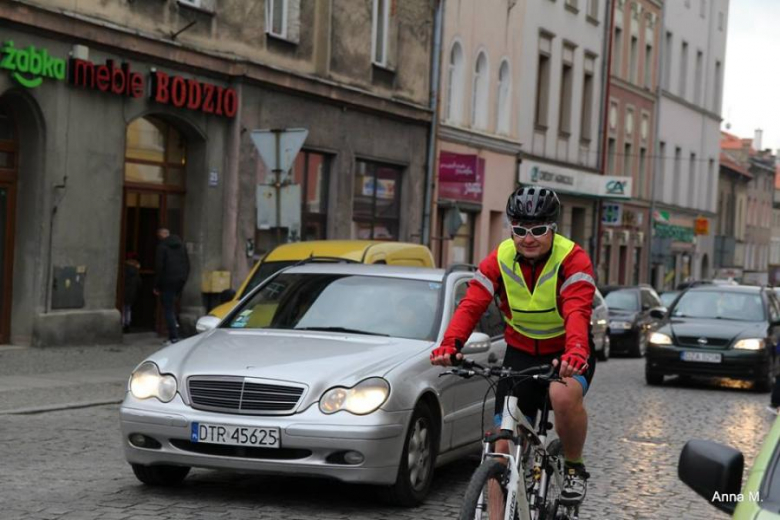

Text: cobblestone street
xmin=0 ymin=355 xmax=773 ymax=519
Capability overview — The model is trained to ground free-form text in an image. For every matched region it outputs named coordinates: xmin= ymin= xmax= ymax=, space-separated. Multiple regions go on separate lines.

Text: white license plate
xmin=191 ymin=422 xmax=281 ymax=448
xmin=681 ymin=351 xmax=722 ymax=363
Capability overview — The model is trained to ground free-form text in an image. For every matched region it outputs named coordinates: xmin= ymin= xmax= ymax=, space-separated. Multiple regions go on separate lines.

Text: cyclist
xmin=431 ymin=185 xmax=596 ymax=505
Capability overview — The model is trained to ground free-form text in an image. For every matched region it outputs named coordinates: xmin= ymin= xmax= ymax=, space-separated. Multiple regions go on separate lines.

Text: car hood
xmin=661 ymin=318 xmax=766 ymax=343
xmin=145 ymin=329 xmax=432 ymax=410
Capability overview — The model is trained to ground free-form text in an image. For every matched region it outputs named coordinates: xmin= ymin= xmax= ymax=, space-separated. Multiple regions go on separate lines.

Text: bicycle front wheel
xmin=459 ymin=459 xmax=514 ymax=520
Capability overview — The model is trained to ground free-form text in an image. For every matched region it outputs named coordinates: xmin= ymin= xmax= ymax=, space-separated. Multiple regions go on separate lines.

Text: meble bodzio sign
xmin=0 ymin=40 xmax=237 ymax=118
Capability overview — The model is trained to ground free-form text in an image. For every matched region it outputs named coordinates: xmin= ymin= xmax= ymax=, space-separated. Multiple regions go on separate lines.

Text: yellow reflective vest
xmin=496 ymin=234 xmax=576 ymax=339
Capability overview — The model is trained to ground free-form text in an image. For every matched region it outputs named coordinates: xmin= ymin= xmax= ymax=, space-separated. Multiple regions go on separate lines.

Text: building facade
xmin=600 ymin=0 xmax=661 ymax=286
xmin=0 ymin=0 xmax=435 ymax=346
xmin=714 ymin=134 xmax=751 ymax=281
xmin=652 ymin=0 xmax=729 ymax=290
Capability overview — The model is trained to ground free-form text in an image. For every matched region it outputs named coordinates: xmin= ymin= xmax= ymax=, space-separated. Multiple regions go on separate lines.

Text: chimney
xmin=754 ymin=128 xmax=763 ymax=151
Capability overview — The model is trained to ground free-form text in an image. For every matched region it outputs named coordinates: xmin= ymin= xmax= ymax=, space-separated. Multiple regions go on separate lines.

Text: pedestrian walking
xmin=154 ymin=228 xmax=190 ymax=344
xmin=123 ymin=252 xmax=142 ymax=333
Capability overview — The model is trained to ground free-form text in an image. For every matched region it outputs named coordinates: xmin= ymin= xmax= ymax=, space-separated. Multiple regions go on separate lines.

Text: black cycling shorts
xmin=493 ymin=345 xmax=596 ymax=423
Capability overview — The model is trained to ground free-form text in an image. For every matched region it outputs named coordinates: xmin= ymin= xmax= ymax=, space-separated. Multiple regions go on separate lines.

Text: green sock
xmin=565 ymin=457 xmax=584 ymax=466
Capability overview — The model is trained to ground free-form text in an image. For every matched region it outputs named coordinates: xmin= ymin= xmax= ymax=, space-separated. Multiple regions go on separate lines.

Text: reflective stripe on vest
xmin=497 ymin=234 xmax=576 ymax=339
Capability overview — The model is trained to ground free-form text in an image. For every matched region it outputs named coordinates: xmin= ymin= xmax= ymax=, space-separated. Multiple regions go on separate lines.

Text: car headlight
xmin=319 ymin=378 xmax=390 ymax=415
xmin=649 ymin=332 xmax=673 ymax=346
xmin=129 ymin=362 xmax=178 ymax=403
xmin=733 ymin=338 xmax=765 ymax=351
xmin=610 ymin=321 xmax=633 ymax=330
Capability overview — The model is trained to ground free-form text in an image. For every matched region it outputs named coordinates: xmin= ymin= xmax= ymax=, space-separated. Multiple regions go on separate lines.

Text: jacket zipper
xmin=530 ymin=262 xmax=540 ymax=357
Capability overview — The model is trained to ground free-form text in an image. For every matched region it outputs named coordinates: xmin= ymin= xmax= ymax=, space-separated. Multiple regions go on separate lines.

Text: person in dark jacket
xmin=123 ymin=253 xmax=142 ymax=333
xmin=154 ymin=228 xmax=190 ymax=344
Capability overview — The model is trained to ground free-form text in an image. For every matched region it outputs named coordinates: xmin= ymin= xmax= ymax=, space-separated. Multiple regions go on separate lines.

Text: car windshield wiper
xmin=294 ymin=326 xmax=390 ymax=337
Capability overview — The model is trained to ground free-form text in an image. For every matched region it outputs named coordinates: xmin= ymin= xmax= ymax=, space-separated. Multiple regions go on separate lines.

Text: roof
xmin=283 ymin=263 xmax=448 ymax=281
xmin=720 ymin=131 xmax=754 ymax=153
xmin=719 ymin=152 xmax=752 ymax=178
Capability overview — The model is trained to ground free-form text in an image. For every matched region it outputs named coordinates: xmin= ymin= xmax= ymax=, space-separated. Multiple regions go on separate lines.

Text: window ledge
xmin=580 ymin=137 xmax=592 ymax=146
xmin=372 ymin=62 xmax=396 ymax=74
xmin=176 ymin=1 xmax=215 ymax=16
xmin=586 ymin=14 xmax=599 ymax=26
xmin=558 ymin=130 xmax=572 ymax=139
xmin=564 ymin=3 xmax=580 ymax=15
xmin=266 ymin=31 xmax=298 ymax=45
xmin=535 ymin=124 xmax=549 ymax=133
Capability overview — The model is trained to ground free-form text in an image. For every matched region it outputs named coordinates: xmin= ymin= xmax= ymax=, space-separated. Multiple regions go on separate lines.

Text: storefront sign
xmin=602 ymin=203 xmax=622 ymax=226
xmin=1 ymin=39 xmax=237 ymax=117
xmin=439 ymin=152 xmax=478 ymax=182
xmin=517 ymin=160 xmax=632 ymax=199
xmin=654 ymin=221 xmax=694 ymax=243
xmin=694 ymin=217 xmax=710 ymax=235
xmin=438 ymin=154 xmax=485 ymax=203
xmin=1 ymin=40 xmax=66 ymax=88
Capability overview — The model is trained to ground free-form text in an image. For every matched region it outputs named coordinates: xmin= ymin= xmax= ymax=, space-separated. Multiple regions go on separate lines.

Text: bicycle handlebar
xmin=439 ymin=357 xmax=560 ymax=382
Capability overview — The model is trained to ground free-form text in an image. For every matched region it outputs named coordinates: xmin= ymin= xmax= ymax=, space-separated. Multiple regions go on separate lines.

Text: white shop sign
xmin=518 ymin=161 xmax=632 ymax=199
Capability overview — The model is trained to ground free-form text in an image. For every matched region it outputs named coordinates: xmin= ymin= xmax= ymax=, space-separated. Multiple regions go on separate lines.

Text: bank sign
xmin=0 ymin=40 xmax=237 ymax=118
xmin=518 ymin=161 xmax=632 ymax=200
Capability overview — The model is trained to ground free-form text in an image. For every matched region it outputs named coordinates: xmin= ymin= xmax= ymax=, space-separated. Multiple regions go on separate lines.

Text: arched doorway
xmin=119 ymin=116 xmax=186 ymax=333
xmin=0 ymin=105 xmax=17 ymax=343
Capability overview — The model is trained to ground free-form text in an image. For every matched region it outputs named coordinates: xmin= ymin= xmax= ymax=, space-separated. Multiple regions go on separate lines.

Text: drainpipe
xmin=421 ymin=0 xmax=444 ymax=247
xmin=648 ymin=1 xmax=667 ymax=287
xmin=223 ymin=82 xmax=242 ymax=286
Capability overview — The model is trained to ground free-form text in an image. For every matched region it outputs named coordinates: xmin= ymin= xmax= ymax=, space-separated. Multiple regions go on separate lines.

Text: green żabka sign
xmin=654 ymin=221 xmax=694 ymax=243
xmin=0 ymin=41 xmax=66 ymax=88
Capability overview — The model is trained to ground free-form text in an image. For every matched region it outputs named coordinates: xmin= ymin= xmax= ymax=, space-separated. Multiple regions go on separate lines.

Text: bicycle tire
xmin=459 ymin=459 xmax=514 ymax=520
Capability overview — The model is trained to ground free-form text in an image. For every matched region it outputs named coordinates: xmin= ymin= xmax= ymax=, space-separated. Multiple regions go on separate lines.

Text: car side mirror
xmin=650 ymin=308 xmax=667 ymax=320
xmin=461 ymin=332 xmax=491 ymax=354
xmin=196 ymin=315 xmax=221 ymax=333
xmin=678 ymin=439 xmax=743 ymax=514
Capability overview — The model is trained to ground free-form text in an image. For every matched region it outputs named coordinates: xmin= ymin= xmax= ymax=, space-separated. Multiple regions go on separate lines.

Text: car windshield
xmin=226 ymin=273 xmax=442 ymax=341
xmin=240 ymin=261 xmax=298 ymax=298
xmin=604 ymin=290 xmax=639 ymax=311
xmin=659 ymin=292 xmax=679 ymax=308
xmin=671 ymin=291 xmax=765 ymax=321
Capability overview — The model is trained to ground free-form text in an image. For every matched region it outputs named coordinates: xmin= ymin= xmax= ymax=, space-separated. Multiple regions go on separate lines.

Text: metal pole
xmin=274 ymin=129 xmax=282 ymax=246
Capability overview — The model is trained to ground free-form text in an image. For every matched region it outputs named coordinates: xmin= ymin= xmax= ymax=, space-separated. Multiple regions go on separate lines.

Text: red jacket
xmin=443 ymin=242 xmax=595 ymax=358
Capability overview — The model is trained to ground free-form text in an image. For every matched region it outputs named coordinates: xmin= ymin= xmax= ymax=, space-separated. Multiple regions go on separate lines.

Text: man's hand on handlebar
xmin=553 ymin=354 xmax=588 ymax=379
xmin=430 ymin=339 xmax=464 ymax=366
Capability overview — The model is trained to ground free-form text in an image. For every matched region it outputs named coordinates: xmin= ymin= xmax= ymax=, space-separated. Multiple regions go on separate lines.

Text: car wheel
xmin=645 ymin=368 xmax=664 ymax=386
xmin=131 ymin=464 xmax=190 ymax=486
xmin=597 ymin=334 xmax=610 ymax=362
xmin=630 ymin=332 xmax=647 ymax=358
xmin=380 ymin=402 xmax=437 ymax=506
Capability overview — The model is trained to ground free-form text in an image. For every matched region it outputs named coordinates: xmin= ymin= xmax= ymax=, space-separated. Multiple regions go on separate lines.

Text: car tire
xmin=645 ymin=369 xmax=664 ymax=386
xmin=131 ymin=464 xmax=190 ymax=486
xmin=597 ymin=334 xmax=610 ymax=362
xmin=379 ymin=402 xmax=437 ymax=507
xmin=630 ymin=332 xmax=647 ymax=358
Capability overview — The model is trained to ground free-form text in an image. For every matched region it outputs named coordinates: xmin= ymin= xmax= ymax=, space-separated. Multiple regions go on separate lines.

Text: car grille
xmin=675 ymin=336 xmax=731 ymax=348
xmin=170 ymin=439 xmax=311 ymax=460
xmin=187 ymin=377 xmax=305 ymax=415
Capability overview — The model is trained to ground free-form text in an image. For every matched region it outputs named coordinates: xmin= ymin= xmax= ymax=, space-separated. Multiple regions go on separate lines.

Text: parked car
xmin=678 ymin=417 xmax=780 ymax=519
xmin=591 ymin=288 xmax=610 ymax=361
xmin=599 ymin=285 xmax=666 ymax=357
xmin=659 ymin=291 xmax=681 ymax=309
xmin=645 ymin=285 xmax=780 ymax=391
xmin=207 ymin=240 xmax=436 ymax=320
xmin=121 ymin=263 xmax=506 ymax=505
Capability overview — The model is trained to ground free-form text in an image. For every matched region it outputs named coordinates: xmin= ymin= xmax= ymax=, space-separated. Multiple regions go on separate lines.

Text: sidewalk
xmin=0 ymin=333 xmax=164 ymax=414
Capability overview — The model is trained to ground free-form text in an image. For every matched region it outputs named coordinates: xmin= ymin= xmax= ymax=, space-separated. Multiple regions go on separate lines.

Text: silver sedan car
xmin=120 ymin=264 xmax=507 ymax=505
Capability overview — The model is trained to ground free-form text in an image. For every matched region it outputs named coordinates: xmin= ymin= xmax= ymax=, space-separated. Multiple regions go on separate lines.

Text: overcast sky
xmin=721 ymin=0 xmax=780 ymax=151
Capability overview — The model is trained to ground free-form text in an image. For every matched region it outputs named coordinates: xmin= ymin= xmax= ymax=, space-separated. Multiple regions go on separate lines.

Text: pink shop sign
xmin=439 ymin=152 xmax=478 ymax=182
xmin=438 ymin=153 xmax=485 ymax=203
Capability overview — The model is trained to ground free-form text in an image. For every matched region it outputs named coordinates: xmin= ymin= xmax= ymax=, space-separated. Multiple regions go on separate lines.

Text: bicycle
xmin=440 ymin=358 xmax=580 ymax=520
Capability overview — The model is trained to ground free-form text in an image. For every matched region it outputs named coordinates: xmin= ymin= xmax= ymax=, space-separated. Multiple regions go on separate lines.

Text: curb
xmin=0 ymin=399 xmax=123 ymax=415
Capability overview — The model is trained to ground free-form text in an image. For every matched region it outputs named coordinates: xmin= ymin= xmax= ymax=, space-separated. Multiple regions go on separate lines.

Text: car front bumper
xmin=646 ymin=345 xmax=770 ymax=380
xmin=120 ymin=393 xmax=411 ymax=485
xmin=608 ymin=328 xmax=638 ymax=353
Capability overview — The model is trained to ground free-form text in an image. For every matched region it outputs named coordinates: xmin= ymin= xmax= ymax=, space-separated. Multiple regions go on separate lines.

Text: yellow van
xmin=208 ymin=240 xmax=435 ymax=319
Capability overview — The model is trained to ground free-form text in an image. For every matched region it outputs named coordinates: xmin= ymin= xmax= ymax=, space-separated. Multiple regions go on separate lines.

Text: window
xmin=644 ymin=44 xmax=653 ymax=89
xmin=580 ymin=67 xmax=594 ymax=141
xmin=689 ymin=153 xmax=697 ymax=207
xmin=291 ymin=151 xmax=330 ymax=241
xmin=700 ymin=0 xmax=706 ymax=18
xmin=623 ymin=141 xmax=632 ymax=178
xmin=472 ymin=52 xmax=489 ymax=130
xmin=587 ymin=0 xmax=599 ymax=20
xmin=451 ymin=212 xmax=475 ymax=264
xmin=353 ymin=159 xmax=402 ymax=240
xmin=266 ymin=0 xmax=288 ymax=38
xmin=639 ymin=147 xmax=647 ymax=199
xmin=674 ymin=147 xmax=682 ymax=205
xmin=719 ymin=11 xmax=725 ymax=30
xmin=496 ymin=60 xmax=511 ymax=134
xmin=607 ymin=137 xmax=616 ymax=175
xmin=658 ymin=141 xmax=666 ymax=197
xmin=679 ymin=41 xmax=688 ymax=99
xmin=446 ymin=42 xmax=465 ymax=123
xmin=566 ymin=0 xmax=579 ymax=11
xmin=559 ymin=47 xmax=575 ymax=136
xmin=664 ymin=32 xmax=672 ymax=90
xmin=535 ymin=36 xmax=552 ymax=129
xmin=694 ymin=51 xmax=703 ymax=106
xmin=707 ymin=159 xmax=715 ymax=212
xmin=714 ymin=60 xmax=722 ymax=112
xmin=613 ymin=27 xmax=623 ymax=77
xmin=629 ymin=35 xmax=639 ymax=84
xmin=372 ymin=0 xmax=390 ymax=66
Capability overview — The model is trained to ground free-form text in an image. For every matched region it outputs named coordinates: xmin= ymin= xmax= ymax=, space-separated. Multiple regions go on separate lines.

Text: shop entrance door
xmin=0 ymin=108 xmax=17 ymax=344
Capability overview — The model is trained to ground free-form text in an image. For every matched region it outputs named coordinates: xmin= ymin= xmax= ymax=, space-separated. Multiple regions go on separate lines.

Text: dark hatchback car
xmin=645 ymin=285 xmax=780 ymax=391
xmin=600 ymin=285 xmax=666 ymax=357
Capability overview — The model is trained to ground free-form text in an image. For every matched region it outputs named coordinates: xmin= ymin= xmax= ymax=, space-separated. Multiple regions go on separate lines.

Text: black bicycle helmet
xmin=506 ymin=186 xmax=560 ymax=223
